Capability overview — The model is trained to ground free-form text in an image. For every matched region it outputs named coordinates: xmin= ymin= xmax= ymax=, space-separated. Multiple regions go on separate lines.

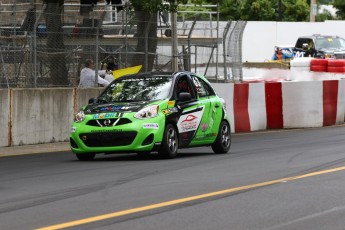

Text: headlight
xmin=74 ymin=110 xmax=85 ymax=122
xmin=134 ymin=105 xmax=158 ymax=119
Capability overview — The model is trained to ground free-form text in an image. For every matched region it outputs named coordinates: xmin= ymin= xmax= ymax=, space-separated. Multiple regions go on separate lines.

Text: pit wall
xmin=0 ymin=88 xmax=103 ymax=147
xmin=1 ymin=81 xmax=345 ymax=147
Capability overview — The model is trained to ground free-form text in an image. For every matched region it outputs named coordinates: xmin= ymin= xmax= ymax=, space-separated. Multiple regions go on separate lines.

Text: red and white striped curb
xmin=213 ymin=80 xmax=345 ymax=133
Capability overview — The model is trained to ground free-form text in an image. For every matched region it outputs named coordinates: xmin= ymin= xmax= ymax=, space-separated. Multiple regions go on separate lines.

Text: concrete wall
xmin=10 ymin=88 xmax=74 ymax=145
xmin=0 ymin=90 xmax=9 ymax=147
xmin=1 ymin=81 xmax=345 ymax=147
xmin=0 ymin=88 xmax=103 ymax=147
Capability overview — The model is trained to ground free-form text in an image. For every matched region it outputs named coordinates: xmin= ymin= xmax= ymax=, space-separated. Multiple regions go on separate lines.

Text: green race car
xmin=70 ymin=71 xmax=231 ymax=160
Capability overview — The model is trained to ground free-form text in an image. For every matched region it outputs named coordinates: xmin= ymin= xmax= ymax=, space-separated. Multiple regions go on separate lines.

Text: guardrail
xmin=1 ymin=80 xmax=345 ymax=147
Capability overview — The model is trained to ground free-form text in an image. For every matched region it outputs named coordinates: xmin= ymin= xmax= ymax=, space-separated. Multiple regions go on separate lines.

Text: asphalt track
xmin=1 ymin=126 xmax=345 ymax=230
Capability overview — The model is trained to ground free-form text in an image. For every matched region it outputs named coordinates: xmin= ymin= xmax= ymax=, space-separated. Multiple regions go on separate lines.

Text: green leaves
xmin=333 ymin=0 xmax=345 ymax=19
xmin=218 ymin=0 xmax=310 ymax=21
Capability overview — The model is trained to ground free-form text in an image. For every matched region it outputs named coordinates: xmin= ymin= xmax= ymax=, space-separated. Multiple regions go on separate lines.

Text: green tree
xmin=333 ymin=0 xmax=345 ymax=19
xmin=241 ymin=0 xmax=276 ymax=20
xmin=217 ymin=0 xmax=309 ymax=21
xmin=129 ymin=0 xmax=203 ymax=71
xmin=282 ymin=0 xmax=309 ymax=21
xmin=316 ymin=8 xmax=334 ymax=21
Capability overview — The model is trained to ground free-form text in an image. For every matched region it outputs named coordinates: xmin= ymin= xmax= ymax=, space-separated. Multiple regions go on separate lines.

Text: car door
xmin=174 ymin=74 xmax=205 ymax=147
xmin=189 ymin=75 xmax=223 ymax=145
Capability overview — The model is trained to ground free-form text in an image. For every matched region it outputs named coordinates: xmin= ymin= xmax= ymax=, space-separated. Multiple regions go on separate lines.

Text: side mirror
xmin=88 ymin=98 xmax=96 ymax=104
xmin=178 ymin=92 xmax=192 ymax=102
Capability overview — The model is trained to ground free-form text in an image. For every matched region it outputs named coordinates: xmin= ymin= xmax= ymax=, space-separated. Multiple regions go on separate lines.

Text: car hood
xmin=84 ymin=101 xmax=158 ymax=114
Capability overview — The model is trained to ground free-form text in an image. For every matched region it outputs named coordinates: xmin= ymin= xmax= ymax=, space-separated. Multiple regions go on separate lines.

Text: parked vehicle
xmin=70 ymin=71 xmax=231 ymax=160
xmin=293 ymin=34 xmax=345 ymax=59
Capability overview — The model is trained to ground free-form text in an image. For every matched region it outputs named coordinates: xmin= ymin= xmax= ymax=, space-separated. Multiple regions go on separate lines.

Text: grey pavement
xmin=0 ymin=142 xmax=70 ymax=157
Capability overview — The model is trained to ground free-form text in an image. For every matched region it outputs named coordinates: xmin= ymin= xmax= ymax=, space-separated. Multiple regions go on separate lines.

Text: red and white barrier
xmin=214 ymin=80 xmax=345 ymax=133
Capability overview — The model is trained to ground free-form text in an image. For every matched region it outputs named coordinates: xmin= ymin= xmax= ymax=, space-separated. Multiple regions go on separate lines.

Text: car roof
xmin=117 ymin=71 xmax=207 ymax=80
xmin=298 ymin=34 xmax=343 ymax=39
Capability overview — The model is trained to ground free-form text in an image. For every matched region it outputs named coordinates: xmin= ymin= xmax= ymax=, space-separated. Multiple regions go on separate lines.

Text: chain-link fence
xmin=0 ymin=1 xmax=244 ymax=88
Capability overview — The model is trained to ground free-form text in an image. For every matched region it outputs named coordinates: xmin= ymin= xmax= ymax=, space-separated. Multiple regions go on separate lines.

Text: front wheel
xmin=212 ymin=121 xmax=231 ymax=154
xmin=75 ymin=153 xmax=96 ymax=161
xmin=158 ymin=124 xmax=178 ymax=159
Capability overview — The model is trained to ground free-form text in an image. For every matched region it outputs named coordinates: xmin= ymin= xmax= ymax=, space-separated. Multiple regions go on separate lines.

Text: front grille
xmin=79 ymin=131 xmax=137 ymax=147
xmin=86 ymin=118 xmax=132 ymax=127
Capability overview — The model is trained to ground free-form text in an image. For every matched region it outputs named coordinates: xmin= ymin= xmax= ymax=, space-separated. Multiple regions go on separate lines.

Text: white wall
xmin=171 ymin=20 xmax=345 ymax=65
xmin=242 ymin=20 xmax=345 ymax=62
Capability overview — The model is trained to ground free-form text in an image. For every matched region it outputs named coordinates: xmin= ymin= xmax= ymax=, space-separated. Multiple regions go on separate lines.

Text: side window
xmin=191 ymin=75 xmax=215 ymax=97
xmin=176 ymin=76 xmax=196 ymax=99
xmin=296 ymin=38 xmax=309 ymax=49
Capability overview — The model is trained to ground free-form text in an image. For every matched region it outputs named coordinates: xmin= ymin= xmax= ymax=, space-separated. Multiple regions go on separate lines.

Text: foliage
xmin=333 ymin=0 xmax=345 ymax=19
xmin=316 ymin=7 xmax=334 ymax=21
xmin=215 ymin=0 xmax=310 ymax=21
xmin=129 ymin=0 xmax=203 ymax=13
xmin=283 ymin=0 xmax=310 ymax=21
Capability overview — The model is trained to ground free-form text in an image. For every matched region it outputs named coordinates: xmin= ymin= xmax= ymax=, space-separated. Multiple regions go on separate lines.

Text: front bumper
xmin=70 ymin=114 xmax=165 ymax=154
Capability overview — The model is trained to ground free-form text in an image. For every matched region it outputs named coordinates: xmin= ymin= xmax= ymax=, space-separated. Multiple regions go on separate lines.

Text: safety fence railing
xmin=0 ymin=2 xmax=240 ymax=88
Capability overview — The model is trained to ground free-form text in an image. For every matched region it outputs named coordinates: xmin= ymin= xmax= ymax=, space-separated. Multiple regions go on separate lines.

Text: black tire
xmin=158 ymin=124 xmax=178 ymax=159
xmin=212 ymin=120 xmax=231 ymax=154
xmin=75 ymin=153 xmax=96 ymax=161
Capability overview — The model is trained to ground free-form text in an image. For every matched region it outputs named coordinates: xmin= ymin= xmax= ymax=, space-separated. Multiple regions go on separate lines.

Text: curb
xmin=0 ymin=142 xmax=70 ymax=157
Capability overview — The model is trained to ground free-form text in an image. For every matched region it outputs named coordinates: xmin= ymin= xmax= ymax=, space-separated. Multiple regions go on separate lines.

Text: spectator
xmin=78 ymin=59 xmax=110 ymax=88
xmin=271 ymin=47 xmax=293 ymax=61
xmin=104 ymin=62 xmax=119 ymax=83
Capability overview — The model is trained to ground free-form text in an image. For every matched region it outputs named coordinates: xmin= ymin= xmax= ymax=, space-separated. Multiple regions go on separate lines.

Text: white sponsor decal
xmin=143 ymin=123 xmax=159 ymax=129
xmin=70 ymin=127 xmax=77 ymax=133
xmin=177 ymin=106 xmax=204 ymax=133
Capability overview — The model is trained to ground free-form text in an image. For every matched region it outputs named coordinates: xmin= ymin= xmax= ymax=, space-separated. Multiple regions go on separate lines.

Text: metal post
xmin=310 ymin=0 xmax=317 ymax=22
xmin=34 ymin=4 xmax=45 ymax=88
xmin=215 ymin=3 xmax=219 ymax=80
xmin=92 ymin=16 xmax=99 ymax=87
xmin=144 ymin=15 xmax=153 ymax=72
xmin=171 ymin=1 xmax=178 ymax=72
xmin=278 ymin=0 xmax=282 ymax=21
xmin=223 ymin=21 xmax=231 ymax=82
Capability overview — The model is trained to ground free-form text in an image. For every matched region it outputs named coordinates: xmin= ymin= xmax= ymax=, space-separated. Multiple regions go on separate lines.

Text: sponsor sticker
xmin=143 ymin=123 xmax=159 ymax=129
xmin=167 ymin=101 xmax=175 ymax=107
xmin=91 ymin=129 xmax=123 ymax=132
xmin=201 ymin=123 xmax=208 ymax=132
xmin=70 ymin=127 xmax=76 ymax=133
xmin=93 ymin=113 xmax=115 ymax=119
xmin=100 ymin=105 xmax=123 ymax=111
xmin=177 ymin=106 xmax=204 ymax=133
xmin=162 ymin=107 xmax=178 ymax=115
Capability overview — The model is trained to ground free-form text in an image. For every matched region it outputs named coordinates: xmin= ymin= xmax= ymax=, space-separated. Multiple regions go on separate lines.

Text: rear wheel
xmin=158 ymin=124 xmax=178 ymax=159
xmin=75 ymin=153 xmax=95 ymax=161
xmin=212 ymin=121 xmax=231 ymax=154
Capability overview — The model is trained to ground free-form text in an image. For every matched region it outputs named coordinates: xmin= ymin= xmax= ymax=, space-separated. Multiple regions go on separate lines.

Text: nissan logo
xmin=103 ymin=119 xmax=111 ymax=126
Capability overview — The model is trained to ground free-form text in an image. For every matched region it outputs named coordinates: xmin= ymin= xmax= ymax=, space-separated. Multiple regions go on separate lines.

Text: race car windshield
xmin=98 ymin=75 xmax=172 ymax=103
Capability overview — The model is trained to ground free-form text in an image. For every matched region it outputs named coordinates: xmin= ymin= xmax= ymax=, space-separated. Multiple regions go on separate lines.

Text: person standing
xmin=78 ymin=59 xmax=110 ymax=88
xmin=271 ymin=47 xmax=293 ymax=61
xmin=104 ymin=62 xmax=119 ymax=83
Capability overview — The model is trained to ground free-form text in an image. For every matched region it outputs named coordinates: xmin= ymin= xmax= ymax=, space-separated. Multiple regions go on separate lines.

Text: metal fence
xmin=0 ymin=2 xmax=245 ymax=88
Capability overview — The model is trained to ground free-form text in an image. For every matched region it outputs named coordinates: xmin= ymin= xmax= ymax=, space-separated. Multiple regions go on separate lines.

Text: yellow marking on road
xmin=36 ymin=165 xmax=345 ymax=230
